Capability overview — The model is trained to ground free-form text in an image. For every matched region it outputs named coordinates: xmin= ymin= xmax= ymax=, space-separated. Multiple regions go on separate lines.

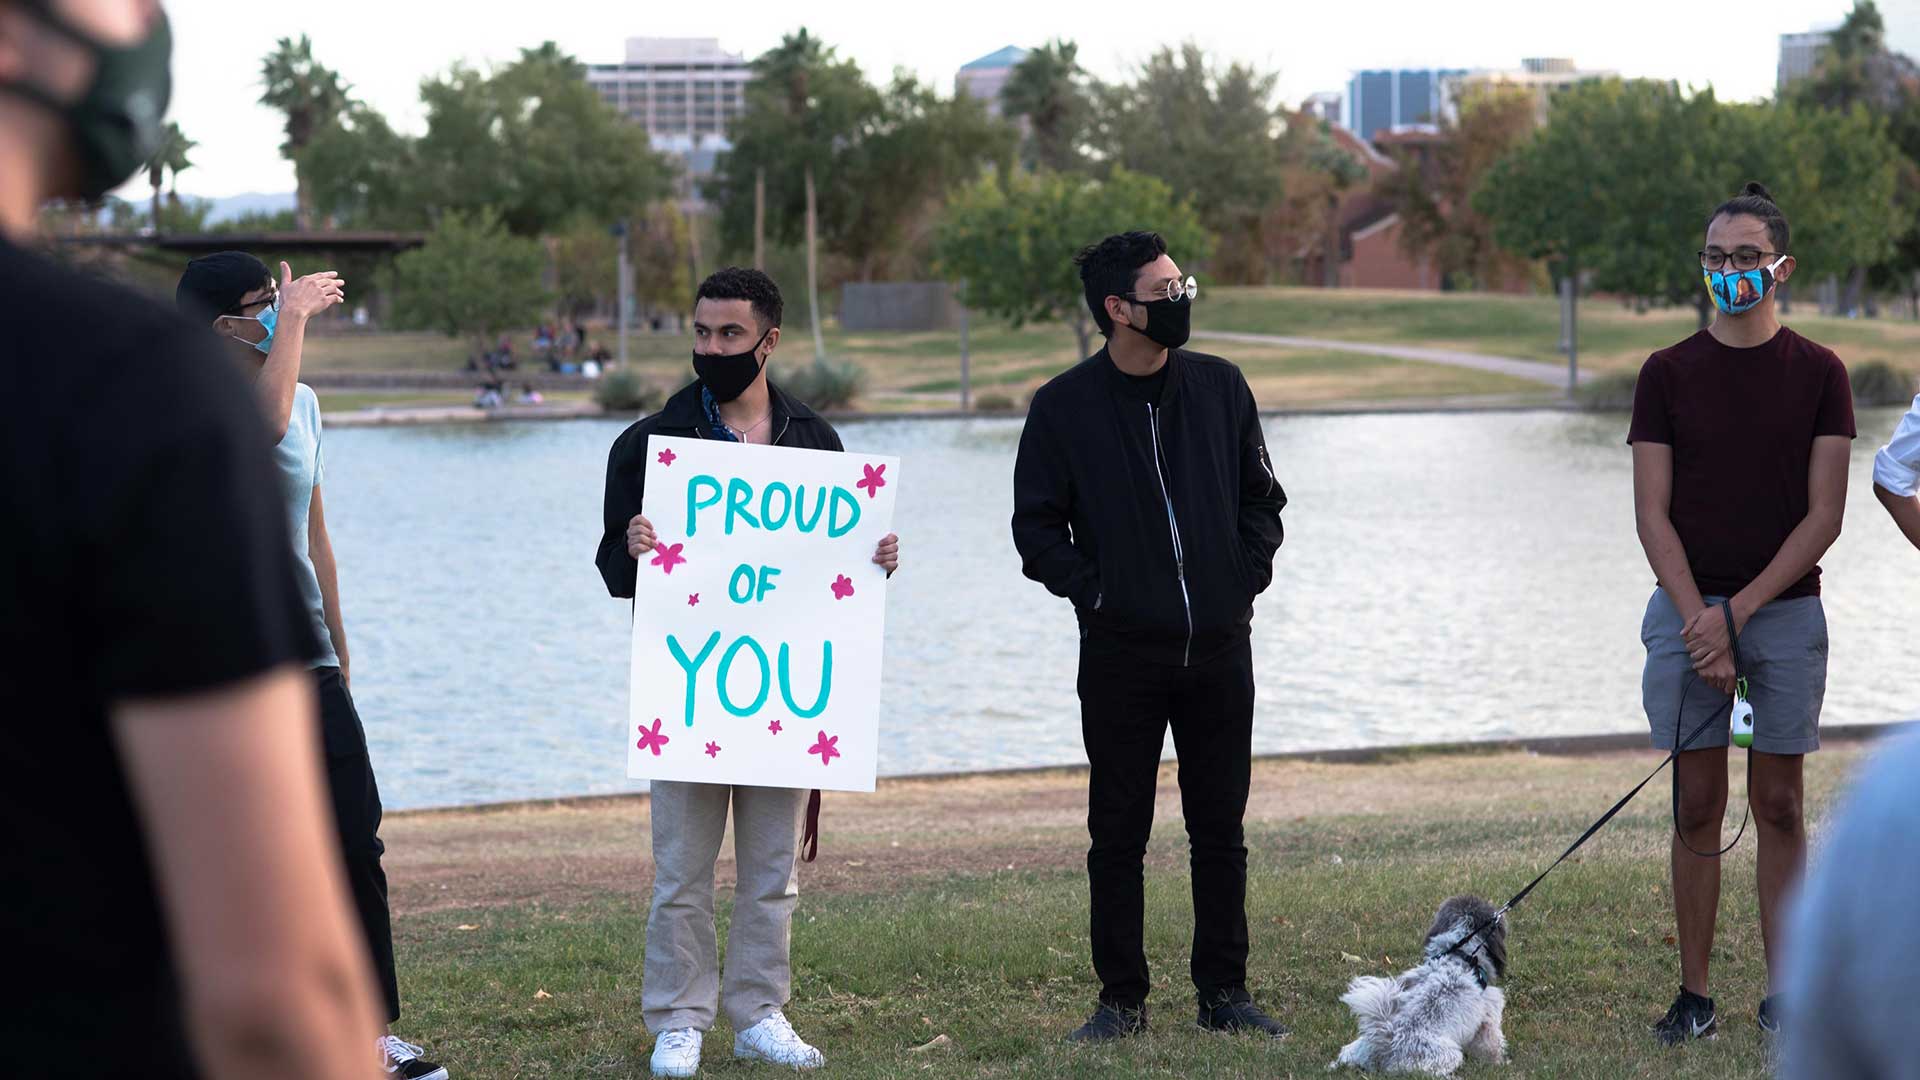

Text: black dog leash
xmin=1673 ymin=602 xmax=1751 ymax=858
xmin=1441 ymin=601 xmax=1749 ymax=961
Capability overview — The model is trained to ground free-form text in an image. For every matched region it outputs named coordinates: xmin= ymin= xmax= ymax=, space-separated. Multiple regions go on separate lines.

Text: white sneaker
xmin=378 ymin=1035 xmax=449 ymax=1080
xmin=651 ymin=1027 xmax=704 ymax=1078
xmin=733 ymin=1011 xmax=824 ymax=1069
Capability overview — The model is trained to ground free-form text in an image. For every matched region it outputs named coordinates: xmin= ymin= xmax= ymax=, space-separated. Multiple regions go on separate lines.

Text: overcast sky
xmin=144 ymin=0 xmax=1919 ymax=202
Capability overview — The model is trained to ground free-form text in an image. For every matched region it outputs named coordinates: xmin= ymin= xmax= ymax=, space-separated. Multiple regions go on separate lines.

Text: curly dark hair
xmin=1707 ymin=180 xmax=1789 ymax=253
xmin=1075 ymin=230 xmax=1167 ymax=338
xmin=694 ymin=266 xmax=783 ymax=331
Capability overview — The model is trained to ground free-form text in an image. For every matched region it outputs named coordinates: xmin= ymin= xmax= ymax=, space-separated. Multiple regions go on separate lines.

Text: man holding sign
xmin=596 ymin=268 xmax=898 ymax=1078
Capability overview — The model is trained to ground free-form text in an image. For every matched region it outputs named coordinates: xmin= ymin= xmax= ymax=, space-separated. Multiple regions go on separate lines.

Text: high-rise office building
xmin=1346 ymin=69 xmax=1467 ymax=140
xmin=586 ymin=38 xmax=751 ymax=177
xmin=1778 ymin=30 xmax=1832 ymax=92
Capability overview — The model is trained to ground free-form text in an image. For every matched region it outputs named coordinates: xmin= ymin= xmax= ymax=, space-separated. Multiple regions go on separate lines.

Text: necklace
xmin=727 ymin=409 xmax=773 ymax=438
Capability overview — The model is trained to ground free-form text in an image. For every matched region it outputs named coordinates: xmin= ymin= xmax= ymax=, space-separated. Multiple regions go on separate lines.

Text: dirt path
xmin=383 ymin=740 xmax=1876 ymax=916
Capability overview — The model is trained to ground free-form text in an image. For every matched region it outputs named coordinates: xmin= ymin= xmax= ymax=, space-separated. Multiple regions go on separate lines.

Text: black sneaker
xmin=1197 ymin=991 xmax=1289 ymax=1039
xmin=1067 ymin=1003 xmax=1149 ymax=1043
xmin=380 ymin=1035 xmax=449 ymax=1080
xmin=1758 ymin=995 xmax=1781 ymax=1035
xmin=1653 ymin=988 xmax=1717 ymax=1046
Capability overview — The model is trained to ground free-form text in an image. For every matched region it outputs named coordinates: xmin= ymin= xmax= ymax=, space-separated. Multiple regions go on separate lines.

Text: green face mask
xmin=0 ymin=4 xmax=172 ymax=201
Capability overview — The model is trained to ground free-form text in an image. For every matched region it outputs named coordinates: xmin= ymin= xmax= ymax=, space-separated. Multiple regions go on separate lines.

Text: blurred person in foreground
xmin=176 ymin=250 xmax=448 ymax=1079
xmin=0 ymin=1 xmax=385 ymax=1077
xmin=1777 ymin=729 xmax=1920 ymax=1079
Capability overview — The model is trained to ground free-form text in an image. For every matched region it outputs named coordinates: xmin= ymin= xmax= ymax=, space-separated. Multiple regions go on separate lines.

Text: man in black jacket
xmin=1012 ymin=231 xmax=1287 ymax=1043
xmin=596 ymin=267 xmax=897 ymax=1078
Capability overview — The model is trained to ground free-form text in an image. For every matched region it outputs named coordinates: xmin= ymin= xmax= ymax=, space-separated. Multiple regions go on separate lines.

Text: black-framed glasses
xmin=1699 ymin=249 xmax=1786 ymax=272
xmin=223 ymin=283 xmax=282 ymax=318
xmin=1115 ymin=275 xmax=1199 ymax=304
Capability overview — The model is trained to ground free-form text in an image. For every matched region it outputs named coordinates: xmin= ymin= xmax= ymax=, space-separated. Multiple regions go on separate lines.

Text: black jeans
xmin=314 ymin=667 xmax=399 ymax=1024
xmin=1077 ymin=630 xmax=1254 ymax=1009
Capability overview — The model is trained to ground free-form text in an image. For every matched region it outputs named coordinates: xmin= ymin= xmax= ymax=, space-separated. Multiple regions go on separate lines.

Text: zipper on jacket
xmin=1147 ymin=402 xmax=1194 ymax=667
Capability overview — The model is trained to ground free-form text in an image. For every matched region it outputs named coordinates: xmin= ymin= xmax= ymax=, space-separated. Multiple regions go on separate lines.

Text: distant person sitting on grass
xmin=519 ymin=382 xmax=543 ymax=404
xmin=177 ymin=251 xmax=450 ymax=1080
xmin=595 ymin=267 xmax=899 ymax=1079
xmin=1627 ymin=181 xmax=1853 ymax=1046
xmin=1870 ymin=389 xmax=1920 ymax=550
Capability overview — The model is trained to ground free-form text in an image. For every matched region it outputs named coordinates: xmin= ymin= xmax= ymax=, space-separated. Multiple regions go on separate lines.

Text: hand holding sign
xmin=627 ymin=436 xmax=900 ymax=792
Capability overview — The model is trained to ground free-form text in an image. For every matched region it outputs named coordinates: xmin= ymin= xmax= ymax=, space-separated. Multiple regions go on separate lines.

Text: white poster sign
xmin=626 ymin=435 xmax=898 ymax=792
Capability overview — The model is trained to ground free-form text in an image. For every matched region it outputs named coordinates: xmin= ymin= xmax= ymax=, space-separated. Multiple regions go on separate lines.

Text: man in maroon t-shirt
xmin=1628 ymin=182 xmax=1855 ymax=1046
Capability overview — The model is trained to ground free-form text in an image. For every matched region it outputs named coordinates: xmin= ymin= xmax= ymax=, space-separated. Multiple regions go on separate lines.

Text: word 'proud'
xmin=686 ymin=475 xmax=861 ymax=539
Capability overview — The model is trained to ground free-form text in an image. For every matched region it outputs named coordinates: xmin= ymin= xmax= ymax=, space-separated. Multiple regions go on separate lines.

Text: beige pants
xmin=642 ymin=780 xmax=806 ymax=1032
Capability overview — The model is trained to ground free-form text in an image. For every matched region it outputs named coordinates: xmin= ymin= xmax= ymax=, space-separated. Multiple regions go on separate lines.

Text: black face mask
xmin=693 ymin=328 xmax=770 ymax=402
xmin=1124 ymin=296 xmax=1191 ymax=350
xmin=0 ymin=5 xmax=172 ymax=201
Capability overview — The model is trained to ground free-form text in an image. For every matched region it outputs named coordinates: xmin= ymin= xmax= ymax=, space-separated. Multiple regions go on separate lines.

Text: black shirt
xmin=0 ymin=237 xmax=318 ymax=1077
xmin=1116 ymin=359 xmax=1169 ymax=403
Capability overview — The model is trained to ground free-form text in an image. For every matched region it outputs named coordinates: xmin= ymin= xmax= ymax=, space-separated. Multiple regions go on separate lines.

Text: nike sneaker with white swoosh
xmin=1653 ymin=988 xmax=1717 ymax=1046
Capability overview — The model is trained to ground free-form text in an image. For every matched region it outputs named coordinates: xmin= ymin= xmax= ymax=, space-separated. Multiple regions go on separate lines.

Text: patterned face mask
xmin=1702 ymin=255 xmax=1787 ymax=316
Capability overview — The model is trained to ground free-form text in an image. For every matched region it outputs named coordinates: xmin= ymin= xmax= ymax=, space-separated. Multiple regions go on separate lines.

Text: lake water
xmin=325 ymin=408 xmax=1920 ymax=810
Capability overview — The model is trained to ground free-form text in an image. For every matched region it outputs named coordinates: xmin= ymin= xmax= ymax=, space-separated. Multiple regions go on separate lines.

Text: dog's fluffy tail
xmin=1340 ymin=975 xmax=1398 ymax=1038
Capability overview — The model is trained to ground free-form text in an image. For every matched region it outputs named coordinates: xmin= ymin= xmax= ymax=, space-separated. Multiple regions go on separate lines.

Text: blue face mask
xmin=1703 ymin=255 xmax=1787 ymax=316
xmin=222 ymin=300 xmax=278 ymax=355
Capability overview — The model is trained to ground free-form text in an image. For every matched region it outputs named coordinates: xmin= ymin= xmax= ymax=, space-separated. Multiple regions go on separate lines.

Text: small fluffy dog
xmin=1330 ymin=895 xmax=1509 ymax=1075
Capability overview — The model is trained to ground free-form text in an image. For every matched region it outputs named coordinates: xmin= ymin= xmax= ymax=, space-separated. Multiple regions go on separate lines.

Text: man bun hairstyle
xmin=1708 ymin=180 xmax=1790 ymax=254
xmin=694 ymin=266 xmax=783 ymax=331
xmin=1076 ymin=230 xmax=1167 ymax=338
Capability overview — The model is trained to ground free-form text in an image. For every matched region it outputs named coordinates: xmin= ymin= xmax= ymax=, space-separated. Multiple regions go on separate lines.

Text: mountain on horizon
xmin=199 ymin=191 xmax=297 ymax=226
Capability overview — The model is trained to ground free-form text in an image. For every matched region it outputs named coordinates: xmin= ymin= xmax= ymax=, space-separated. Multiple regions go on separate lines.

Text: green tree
xmin=1379 ymin=85 xmax=1539 ymax=289
xmin=1479 ymin=79 xmax=1904 ymax=327
xmin=391 ymin=209 xmax=550 ymax=359
xmin=631 ymin=202 xmax=694 ymax=320
xmin=1791 ymin=1 xmax=1916 ymax=114
xmin=259 ymin=35 xmax=351 ymax=229
xmin=935 ymin=168 xmax=1211 ymax=357
xmin=711 ymin=30 xmax=880 ymax=360
xmin=414 ymin=44 xmax=673 ymax=237
xmin=829 ymin=73 xmax=1014 ymax=280
xmin=144 ymin=121 xmax=195 ymax=233
xmin=1097 ymin=44 xmax=1288 ymax=282
xmin=297 ymin=102 xmax=419 ymax=229
xmin=1001 ymin=39 xmax=1095 ymax=173
xmin=1477 ymin=79 xmax=1723 ymax=326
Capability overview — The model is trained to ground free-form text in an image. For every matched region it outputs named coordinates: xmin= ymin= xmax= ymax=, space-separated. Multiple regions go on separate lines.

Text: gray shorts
xmin=1640 ymin=588 xmax=1827 ymax=755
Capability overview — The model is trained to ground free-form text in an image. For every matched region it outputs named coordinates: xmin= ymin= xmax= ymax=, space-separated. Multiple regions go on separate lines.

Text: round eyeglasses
xmin=1116 ymin=275 xmax=1198 ymax=304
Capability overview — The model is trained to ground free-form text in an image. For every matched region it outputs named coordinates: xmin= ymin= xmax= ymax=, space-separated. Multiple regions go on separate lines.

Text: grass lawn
xmin=1203 ymin=287 xmax=1920 ymax=377
xmin=297 ymin=288 xmax=1920 ymax=413
xmin=381 ymin=738 xmax=1885 ymax=1078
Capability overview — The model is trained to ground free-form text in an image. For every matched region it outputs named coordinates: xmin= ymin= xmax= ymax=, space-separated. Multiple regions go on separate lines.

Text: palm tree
xmin=1000 ymin=40 xmax=1089 ymax=173
xmin=145 ymin=122 xmax=195 ymax=233
xmin=259 ymin=35 xmax=350 ymax=230
xmin=753 ymin=30 xmax=832 ymax=363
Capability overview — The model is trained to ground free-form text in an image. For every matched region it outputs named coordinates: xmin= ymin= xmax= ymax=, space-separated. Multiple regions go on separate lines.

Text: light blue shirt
xmin=1872 ymin=392 xmax=1920 ymax=498
xmin=273 ymin=383 xmax=337 ymax=668
xmin=1780 ymin=729 xmax=1920 ymax=1079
